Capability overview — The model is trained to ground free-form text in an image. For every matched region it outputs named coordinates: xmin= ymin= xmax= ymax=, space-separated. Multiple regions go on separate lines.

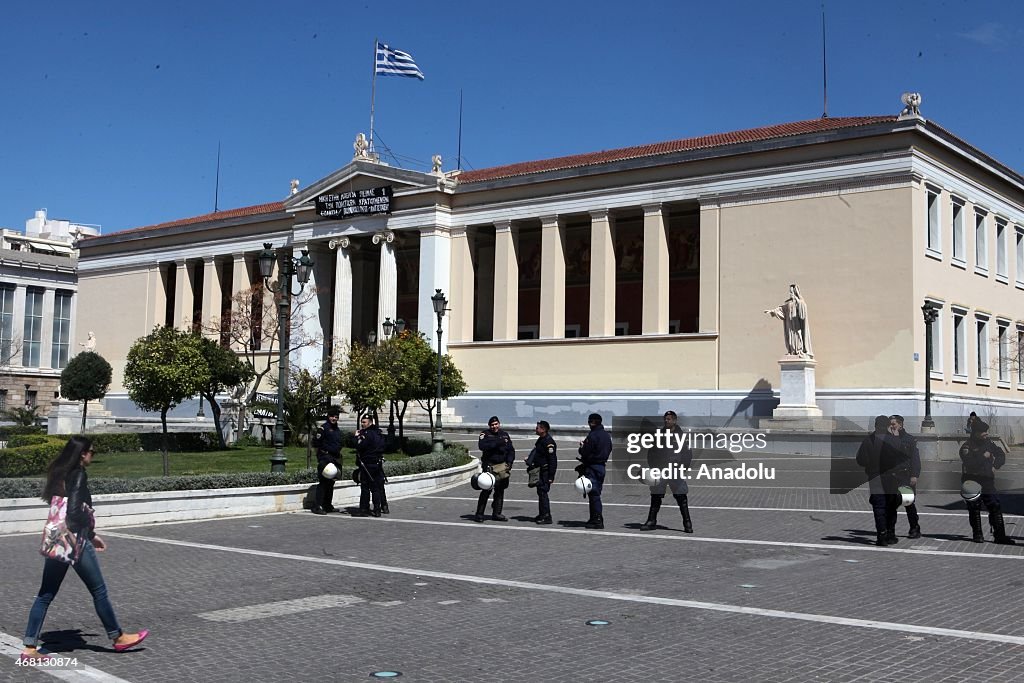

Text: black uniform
xmin=526 ymin=434 xmax=558 ymax=522
xmin=640 ymin=424 xmax=694 ymax=532
xmin=960 ymin=436 xmax=1012 ymax=543
xmin=855 ymin=428 xmax=903 ymax=545
xmin=577 ymin=424 xmax=612 ymax=527
xmin=893 ymin=428 xmax=922 ymax=536
xmin=313 ymin=419 xmax=343 ymax=513
xmin=356 ymin=424 xmax=386 ymax=516
xmin=475 ymin=428 xmax=515 ymax=521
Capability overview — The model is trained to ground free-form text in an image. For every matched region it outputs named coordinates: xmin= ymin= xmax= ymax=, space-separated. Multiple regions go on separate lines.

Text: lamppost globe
xmin=259 ymin=242 xmax=314 ymax=472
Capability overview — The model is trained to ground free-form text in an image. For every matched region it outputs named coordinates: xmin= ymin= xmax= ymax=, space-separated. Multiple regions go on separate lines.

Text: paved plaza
xmin=4 ymin=450 xmax=1024 ymax=682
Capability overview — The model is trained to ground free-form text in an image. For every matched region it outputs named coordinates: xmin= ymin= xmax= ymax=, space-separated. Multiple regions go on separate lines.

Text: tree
xmin=282 ymin=367 xmax=331 ymax=456
xmin=386 ymin=332 xmax=434 ymax=443
xmin=59 ymin=351 xmax=113 ymax=433
xmin=415 ymin=350 xmax=468 ymax=442
xmin=196 ymin=336 xmax=254 ymax=449
xmin=124 ymin=326 xmax=210 ymax=475
xmin=333 ymin=342 xmax=396 ymax=420
xmin=201 ymin=283 xmax=321 ymax=435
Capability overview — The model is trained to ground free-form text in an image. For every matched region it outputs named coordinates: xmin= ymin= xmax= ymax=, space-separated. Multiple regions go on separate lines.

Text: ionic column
xmin=642 ymin=203 xmax=669 ymax=335
xmin=173 ymin=259 xmax=195 ymax=331
xmin=149 ymin=262 xmax=168 ymax=331
xmin=330 ymin=237 xmax=354 ymax=358
xmin=11 ymin=285 xmax=26 ymax=365
xmin=589 ymin=209 xmax=616 ymax=337
xmin=227 ymin=254 xmax=251 ymax=350
xmin=374 ymin=231 xmax=398 ymax=338
xmin=418 ymin=226 xmax=452 ymax=352
xmin=449 ymin=227 xmax=475 ymax=343
xmin=200 ymin=256 xmax=222 ymax=340
xmin=540 ymin=215 xmax=566 ymax=339
xmin=492 ymin=220 xmax=519 ymax=341
xmin=699 ymin=203 xmax=720 ymax=334
xmin=39 ymin=288 xmax=54 ymax=369
xmin=292 ymin=243 xmax=323 ymax=371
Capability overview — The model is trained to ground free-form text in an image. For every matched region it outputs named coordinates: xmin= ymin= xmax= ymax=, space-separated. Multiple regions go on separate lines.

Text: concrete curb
xmin=0 ymin=461 xmax=478 ymax=535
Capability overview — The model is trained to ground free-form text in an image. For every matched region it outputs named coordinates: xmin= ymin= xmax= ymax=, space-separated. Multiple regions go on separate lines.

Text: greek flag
xmin=375 ymin=42 xmax=424 ymax=79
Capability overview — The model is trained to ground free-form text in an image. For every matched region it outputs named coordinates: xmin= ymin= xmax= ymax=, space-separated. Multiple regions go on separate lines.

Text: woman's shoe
xmin=114 ymin=630 xmax=149 ymax=652
xmin=19 ymin=650 xmax=54 ymax=664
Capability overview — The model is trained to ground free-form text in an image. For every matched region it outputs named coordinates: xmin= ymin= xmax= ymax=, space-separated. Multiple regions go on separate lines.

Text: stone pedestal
xmin=47 ymin=399 xmax=115 ymax=435
xmin=772 ymin=357 xmax=822 ymax=419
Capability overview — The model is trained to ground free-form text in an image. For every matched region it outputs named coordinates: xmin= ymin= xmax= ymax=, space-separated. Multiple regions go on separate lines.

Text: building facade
xmin=76 ymin=108 xmax=1024 ymax=431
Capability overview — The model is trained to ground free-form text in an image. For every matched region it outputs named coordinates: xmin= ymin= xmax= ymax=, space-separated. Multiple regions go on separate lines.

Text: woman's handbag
xmin=39 ymin=496 xmax=89 ymax=565
xmin=527 ymin=465 xmax=542 ymax=488
xmin=490 ymin=462 xmax=511 ymax=481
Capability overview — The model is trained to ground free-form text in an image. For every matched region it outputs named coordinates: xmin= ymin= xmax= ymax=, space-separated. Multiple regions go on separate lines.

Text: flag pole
xmin=457 ymin=89 xmax=463 ymax=171
xmin=369 ymin=37 xmax=378 ymax=154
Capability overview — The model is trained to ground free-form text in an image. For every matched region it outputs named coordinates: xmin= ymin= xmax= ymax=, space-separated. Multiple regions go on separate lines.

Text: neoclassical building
xmin=77 ymin=104 xmax=1024 ymax=429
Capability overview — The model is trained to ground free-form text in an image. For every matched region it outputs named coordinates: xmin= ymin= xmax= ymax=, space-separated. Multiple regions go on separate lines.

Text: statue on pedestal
xmin=79 ymin=331 xmax=97 ymax=353
xmin=764 ymin=284 xmax=813 ymax=358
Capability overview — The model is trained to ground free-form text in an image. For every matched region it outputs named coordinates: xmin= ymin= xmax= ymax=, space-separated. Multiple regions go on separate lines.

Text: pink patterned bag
xmin=39 ymin=496 xmax=88 ymax=564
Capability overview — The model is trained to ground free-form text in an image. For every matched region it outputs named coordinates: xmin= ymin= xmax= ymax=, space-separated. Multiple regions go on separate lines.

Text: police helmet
xmin=961 ymin=480 xmax=982 ymax=502
xmin=574 ymin=475 xmax=593 ymax=496
xmin=897 ymin=485 xmax=915 ymax=507
xmin=472 ymin=471 xmax=496 ymax=491
xmin=321 ymin=462 xmax=339 ymax=480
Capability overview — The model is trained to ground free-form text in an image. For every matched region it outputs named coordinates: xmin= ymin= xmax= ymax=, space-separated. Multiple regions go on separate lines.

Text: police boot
xmin=585 ymin=515 xmax=604 ymax=530
xmin=639 ymin=495 xmax=663 ymax=531
xmin=991 ymin=510 xmax=1015 ymax=545
xmin=473 ymin=495 xmax=487 ymax=523
xmin=886 ymin=529 xmax=898 ymax=545
xmin=379 ymin=488 xmax=390 ymax=514
xmin=876 ymin=533 xmax=889 ymax=547
xmin=491 ymin=491 xmax=508 ymax=522
xmin=969 ymin=509 xmax=984 ymax=543
xmin=674 ymin=494 xmax=694 ymax=534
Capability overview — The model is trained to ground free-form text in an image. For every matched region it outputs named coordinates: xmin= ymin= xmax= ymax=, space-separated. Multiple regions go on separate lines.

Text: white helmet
xmin=321 ymin=462 xmax=339 ymax=480
xmin=897 ymin=485 xmax=915 ymax=507
xmin=961 ymin=480 xmax=982 ymax=502
xmin=474 ymin=471 xmax=496 ymax=491
xmin=574 ymin=475 xmax=593 ymax=496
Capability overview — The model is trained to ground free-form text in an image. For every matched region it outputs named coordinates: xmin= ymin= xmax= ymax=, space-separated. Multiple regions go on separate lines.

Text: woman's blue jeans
xmin=23 ymin=539 xmax=123 ymax=647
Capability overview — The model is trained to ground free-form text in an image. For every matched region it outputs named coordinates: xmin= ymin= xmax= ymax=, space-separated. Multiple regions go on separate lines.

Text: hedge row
xmin=84 ymin=432 xmax=222 ymax=453
xmin=0 ymin=445 xmax=471 ymax=499
xmin=0 ymin=437 xmax=67 ymax=477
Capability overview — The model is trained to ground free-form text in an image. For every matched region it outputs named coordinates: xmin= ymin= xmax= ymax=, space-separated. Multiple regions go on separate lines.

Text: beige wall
xmin=77 ymin=268 xmax=162 ymax=391
xmin=716 ymin=187 xmax=916 ymax=392
xmin=450 ymin=336 xmax=718 ymax=391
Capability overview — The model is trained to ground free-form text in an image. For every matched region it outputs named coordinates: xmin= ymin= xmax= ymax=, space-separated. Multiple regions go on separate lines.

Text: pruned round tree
xmin=60 ymin=351 xmax=113 ymax=433
xmin=124 ymin=326 xmax=210 ymax=475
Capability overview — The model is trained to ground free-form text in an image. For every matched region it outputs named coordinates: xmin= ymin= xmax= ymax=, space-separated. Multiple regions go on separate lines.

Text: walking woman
xmin=20 ymin=436 xmax=148 ymax=663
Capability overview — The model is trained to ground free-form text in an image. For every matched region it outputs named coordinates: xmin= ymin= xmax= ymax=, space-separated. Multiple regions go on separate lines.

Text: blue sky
xmin=2 ymin=1 xmax=1022 ymax=234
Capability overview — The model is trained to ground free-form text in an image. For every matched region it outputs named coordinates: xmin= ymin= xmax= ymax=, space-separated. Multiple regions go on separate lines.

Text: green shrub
xmin=0 ymin=425 xmax=44 ymax=437
xmin=64 ymin=432 xmax=222 ymax=453
xmin=88 ymin=434 xmax=142 ymax=453
xmin=6 ymin=434 xmax=51 ymax=448
xmin=401 ymin=437 xmax=434 ymax=456
xmin=0 ymin=446 xmax=471 ymax=498
xmin=0 ymin=438 xmax=66 ymax=477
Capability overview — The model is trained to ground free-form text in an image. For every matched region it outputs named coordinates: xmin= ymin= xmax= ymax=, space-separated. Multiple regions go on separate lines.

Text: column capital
xmin=642 ymin=203 xmax=664 ymax=216
xmin=372 ymin=230 xmax=396 ymax=245
xmin=589 ymin=208 xmax=611 ymax=221
xmin=419 ymin=225 xmax=451 ymax=239
xmin=450 ymin=226 xmax=469 ymax=239
xmin=202 ymin=255 xmax=217 ymax=264
xmin=540 ymin=214 xmax=563 ymax=228
xmin=329 ymin=236 xmax=353 ymax=250
xmin=494 ymin=219 xmax=516 ymax=234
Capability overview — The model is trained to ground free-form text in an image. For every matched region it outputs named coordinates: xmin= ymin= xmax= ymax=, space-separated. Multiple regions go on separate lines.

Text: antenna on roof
xmin=214 ymin=141 xmax=221 ymax=212
xmin=820 ymin=2 xmax=829 ymax=118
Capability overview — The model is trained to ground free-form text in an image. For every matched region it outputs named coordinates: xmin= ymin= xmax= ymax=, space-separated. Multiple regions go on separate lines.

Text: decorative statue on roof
xmin=431 ymin=154 xmax=443 ymax=175
xmin=353 ymin=133 xmax=369 ymax=159
xmin=764 ymin=285 xmax=813 ymax=358
xmin=290 ymin=179 xmax=300 ymax=195
xmin=899 ymin=92 xmax=922 ymax=119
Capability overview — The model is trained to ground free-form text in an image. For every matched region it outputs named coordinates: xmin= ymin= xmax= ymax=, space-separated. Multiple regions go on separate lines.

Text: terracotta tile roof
xmin=457 ymin=116 xmax=898 ymax=184
xmin=86 ymin=201 xmax=286 ymax=240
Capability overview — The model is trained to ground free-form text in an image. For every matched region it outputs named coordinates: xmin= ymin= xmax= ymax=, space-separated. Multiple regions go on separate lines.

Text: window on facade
xmin=25 ymin=390 xmax=36 ymax=408
xmin=996 ymin=220 xmax=1007 ymax=278
xmin=953 ymin=312 xmax=967 ymax=377
xmin=952 ymin=199 xmax=965 ymax=262
xmin=926 ymin=188 xmax=940 ymax=253
xmin=976 ymin=318 xmax=990 ymax=379
xmin=0 ymin=389 xmax=6 ymax=411
xmin=1017 ymin=228 xmax=1024 ymax=285
xmin=998 ymin=323 xmax=1010 ymax=383
xmin=975 ymin=211 xmax=988 ymax=270
xmin=22 ymin=288 xmax=43 ymax=368
xmin=0 ymin=285 xmax=14 ymax=364
xmin=1018 ymin=328 xmax=1024 ymax=385
xmin=51 ymin=290 xmax=72 ymax=369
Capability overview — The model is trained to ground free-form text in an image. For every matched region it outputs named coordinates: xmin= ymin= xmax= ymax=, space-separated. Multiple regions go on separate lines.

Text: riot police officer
xmin=639 ymin=410 xmax=693 ymax=532
xmin=525 ymin=420 xmax=558 ymax=524
xmin=354 ymin=415 xmax=386 ymax=517
xmin=961 ymin=420 xmax=1014 ymax=544
xmin=856 ymin=415 xmax=903 ymax=546
xmin=312 ymin=406 xmax=343 ymax=515
xmin=475 ymin=416 xmax=515 ymax=522
xmin=889 ymin=415 xmax=922 ymax=539
xmin=577 ymin=413 xmax=612 ymax=529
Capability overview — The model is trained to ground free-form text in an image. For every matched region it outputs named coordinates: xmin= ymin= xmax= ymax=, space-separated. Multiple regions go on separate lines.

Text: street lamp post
xmin=431 ymin=289 xmax=448 ymax=453
xmin=258 ymin=242 xmax=313 ymax=472
xmin=380 ymin=316 xmax=406 ymax=443
xmin=922 ymin=301 xmax=939 ymax=431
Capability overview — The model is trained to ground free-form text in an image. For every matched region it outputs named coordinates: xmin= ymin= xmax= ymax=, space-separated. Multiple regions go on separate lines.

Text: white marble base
xmin=773 ymin=357 xmax=822 ymax=419
xmin=48 ymin=399 xmax=115 ymax=435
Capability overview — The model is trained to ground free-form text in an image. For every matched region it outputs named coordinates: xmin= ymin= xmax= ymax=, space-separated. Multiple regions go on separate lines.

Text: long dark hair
xmin=41 ymin=436 xmax=93 ymax=502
